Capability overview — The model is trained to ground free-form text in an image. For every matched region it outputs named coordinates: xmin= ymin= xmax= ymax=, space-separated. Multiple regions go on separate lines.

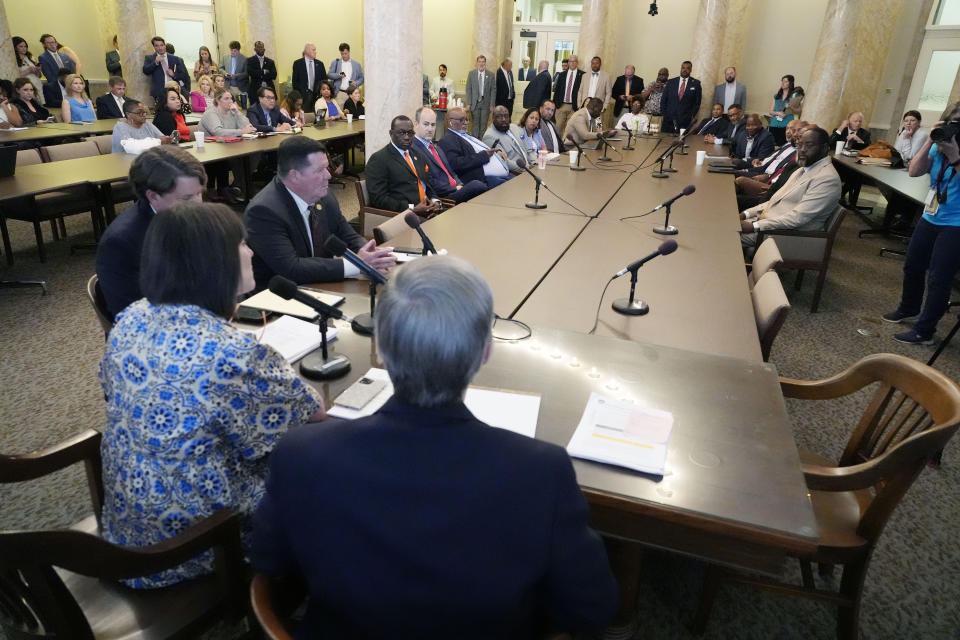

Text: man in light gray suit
xmin=466 ymin=55 xmax=496 ymax=138
xmin=482 ymin=106 xmax=527 ymax=173
xmin=739 ymin=127 xmax=840 ymax=248
xmin=713 ymin=66 xmax=747 ymax=114
xmin=221 ymin=40 xmax=249 ymax=106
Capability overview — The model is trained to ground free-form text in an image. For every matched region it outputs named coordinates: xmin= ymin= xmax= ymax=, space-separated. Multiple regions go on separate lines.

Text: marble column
xmin=719 ymin=0 xmax=751 ymax=103
xmin=117 ymin=0 xmax=156 ymax=107
xmin=578 ymin=0 xmax=607 ymax=62
xmin=473 ymin=0 xmax=499 ymax=62
xmin=0 ymin=3 xmax=17 ymax=83
xmin=239 ymin=0 xmax=276 ymax=63
xmin=689 ymin=0 xmax=729 ymax=124
xmin=839 ymin=0 xmax=903 ymax=129
xmin=802 ymin=0 xmax=863 ymax=129
xmin=363 ymin=0 xmax=423 ymax=153
xmin=498 ymin=0 xmax=514 ymax=64
xmin=94 ymin=0 xmax=120 ymax=53
xmin=888 ymin=0 xmax=933 ymax=134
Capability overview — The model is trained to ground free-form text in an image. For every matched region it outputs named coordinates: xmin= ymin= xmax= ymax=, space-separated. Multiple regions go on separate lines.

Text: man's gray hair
xmin=376 ymin=256 xmax=493 ymax=407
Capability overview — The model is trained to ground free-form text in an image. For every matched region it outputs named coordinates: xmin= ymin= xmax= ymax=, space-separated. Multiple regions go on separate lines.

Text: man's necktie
xmin=679 ymin=79 xmax=686 ymax=101
xmin=53 ymin=52 xmax=63 ymax=68
xmin=308 ymin=206 xmax=325 ymax=257
xmin=307 ymin=61 xmax=314 ymax=90
xmin=404 ymin=151 xmax=427 ymax=201
xmin=565 ymin=71 xmax=574 ymax=103
xmin=429 ymin=143 xmax=456 ymax=188
xmin=265 ymin=106 xmax=271 ymax=127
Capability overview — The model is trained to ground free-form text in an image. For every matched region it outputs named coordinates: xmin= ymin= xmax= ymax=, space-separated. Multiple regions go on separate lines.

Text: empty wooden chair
xmin=86 ymin=274 xmax=114 ymax=338
xmin=692 ymin=353 xmax=960 ymax=640
xmin=91 ymin=134 xmax=113 ymax=155
xmin=355 ymin=179 xmax=400 ymax=238
xmin=748 ymin=237 xmax=783 ymax=289
xmin=752 ymin=269 xmax=790 ymax=362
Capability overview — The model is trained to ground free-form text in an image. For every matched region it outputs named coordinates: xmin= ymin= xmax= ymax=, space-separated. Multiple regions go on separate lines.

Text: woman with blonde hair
xmin=193 ymin=45 xmax=219 ymax=82
xmin=60 ymin=72 xmax=96 ymax=123
xmin=191 ymin=74 xmax=215 ymax=113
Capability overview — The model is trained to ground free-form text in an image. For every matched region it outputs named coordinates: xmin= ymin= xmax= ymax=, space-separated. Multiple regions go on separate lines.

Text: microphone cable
xmin=588 ymin=275 xmax=616 ymax=335
xmin=492 ymin=314 xmax=532 ymax=340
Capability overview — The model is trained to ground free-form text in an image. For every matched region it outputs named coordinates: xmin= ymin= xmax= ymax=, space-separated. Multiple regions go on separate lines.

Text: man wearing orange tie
xmin=365 ymin=115 xmax=443 ymax=215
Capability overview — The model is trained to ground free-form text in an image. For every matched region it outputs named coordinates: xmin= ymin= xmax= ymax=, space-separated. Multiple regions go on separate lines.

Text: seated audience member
xmin=95 ymin=76 xmax=129 ymax=119
xmin=342 ymin=84 xmax=364 ymax=117
xmin=539 ymin=99 xmax=564 ymax=152
xmin=11 ymin=77 xmax=50 ymax=125
xmin=250 ymin=255 xmax=618 ymax=639
xmin=883 ymin=106 xmax=960 ymax=345
xmin=193 ymin=45 xmax=219 ymax=82
xmin=730 ymin=114 xmax=774 ymax=168
xmin=112 ymin=99 xmax=168 ymax=153
xmin=313 ymin=80 xmax=344 ymax=121
xmin=830 ymin=111 xmax=871 ymax=151
xmin=739 ymin=126 xmax=841 ymax=247
xmin=280 ymin=90 xmax=306 ymax=127
xmin=612 ymin=65 xmax=644 ymax=116
xmin=412 ymin=107 xmax=488 ymax=203
xmin=691 ymin=103 xmax=729 ymax=137
xmin=615 ymin=96 xmax=651 ymax=133
xmin=0 ymin=80 xmax=23 ymax=128
xmin=767 ymin=75 xmax=797 ymax=146
xmin=430 ymin=63 xmax=456 ymax=102
xmin=100 ymin=201 xmax=323 ymax=589
xmin=43 ymin=67 xmax=71 ymax=108
xmin=564 ymin=97 xmax=616 ymax=148
xmin=894 ymin=110 xmax=929 ymax=163
xmin=366 ymin=115 xmax=443 ymax=214
xmin=704 ymin=103 xmax=743 ymax=145
xmin=245 ymin=136 xmax=395 ymax=288
xmin=212 ymin=73 xmax=227 ymax=92
xmin=95 ymin=146 xmax=207 ymax=319
xmin=152 ymin=86 xmax=191 ymax=142
xmin=60 ymin=73 xmax=96 ymax=123
xmin=199 ymin=88 xmax=255 ymax=137
xmin=738 ymin=118 xmax=805 ymax=178
xmin=162 ymin=79 xmax=191 ymax=114
xmin=484 ymin=105 xmax=530 ymax=173
xmin=247 ymin=85 xmax=295 ymax=133
xmin=735 ymin=120 xmax=806 ymax=206
xmin=439 ymin=106 xmax=512 ymax=189
xmin=190 ymin=74 xmax=215 ymax=113
xmin=518 ymin=107 xmax=546 ymax=164
xmin=641 ymin=67 xmax=669 ymax=117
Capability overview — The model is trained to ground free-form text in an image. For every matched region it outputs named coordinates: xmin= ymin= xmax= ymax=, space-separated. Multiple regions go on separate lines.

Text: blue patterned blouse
xmin=99 ymin=299 xmax=322 ymax=588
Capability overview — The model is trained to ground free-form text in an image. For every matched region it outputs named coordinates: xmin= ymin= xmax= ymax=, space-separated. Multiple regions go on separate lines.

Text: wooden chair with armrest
xmin=692 ymin=353 xmax=960 ymax=640
xmin=752 ymin=270 xmax=790 ymax=362
xmin=355 ymin=179 xmax=400 ymax=238
xmin=372 ymin=213 xmax=414 ymax=245
xmin=0 ymin=429 xmax=249 ymax=640
xmin=756 ymin=205 xmax=846 ymax=313
xmin=86 ymin=274 xmax=114 ymax=339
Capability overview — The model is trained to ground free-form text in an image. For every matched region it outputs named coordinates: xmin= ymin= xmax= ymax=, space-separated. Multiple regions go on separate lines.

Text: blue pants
xmin=897 ymin=218 xmax=960 ymax=337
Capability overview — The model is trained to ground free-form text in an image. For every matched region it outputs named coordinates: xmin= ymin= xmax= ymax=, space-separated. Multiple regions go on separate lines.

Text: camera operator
xmin=883 ymin=102 xmax=960 ymax=345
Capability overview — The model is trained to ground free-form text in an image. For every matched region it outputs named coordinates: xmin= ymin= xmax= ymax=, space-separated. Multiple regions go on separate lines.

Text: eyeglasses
xmin=129 ymin=110 xmax=147 ymax=116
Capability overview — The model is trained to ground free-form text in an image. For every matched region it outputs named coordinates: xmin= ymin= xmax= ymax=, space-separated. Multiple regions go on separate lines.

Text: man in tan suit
xmin=583 ymin=56 xmax=614 ymax=127
xmin=739 ymin=126 xmax=841 ymax=248
xmin=563 ymin=98 xmax=617 ymax=148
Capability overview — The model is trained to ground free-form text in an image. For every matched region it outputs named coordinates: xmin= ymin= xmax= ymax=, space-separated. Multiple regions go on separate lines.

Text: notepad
xmin=328 ymin=368 xmax=540 ymax=438
xmin=239 ymin=288 xmax=344 ymax=321
xmin=244 ymin=314 xmax=337 ymax=362
xmin=567 ymin=392 xmax=673 ymax=475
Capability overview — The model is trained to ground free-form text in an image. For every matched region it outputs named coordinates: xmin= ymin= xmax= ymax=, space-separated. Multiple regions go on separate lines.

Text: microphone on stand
xmin=403 ymin=212 xmax=437 ymax=255
xmin=569 ymin=139 xmax=587 ymax=171
xmin=269 ymin=275 xmax=351 ymax=379
xmin=324 ymin=236 xmax=385 ymax=335
xmin=621 ymin=123 xmax=635 ymax=151
xmin=651 ymin=185 xmax=695 ymax=235
xmin=611 ymin=239 xmax=678 ymax=316
xmin=652 ymin=139 xmax=682 ymax=178
xmin=522 ymin=165 xmax=548 ymax=209
xmin=596 ymin=132 xmax=613 ymax=162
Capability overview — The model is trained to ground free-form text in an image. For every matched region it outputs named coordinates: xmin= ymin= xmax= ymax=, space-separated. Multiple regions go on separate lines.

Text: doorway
xmin=152 ymin=0 xmax=218 ymax=72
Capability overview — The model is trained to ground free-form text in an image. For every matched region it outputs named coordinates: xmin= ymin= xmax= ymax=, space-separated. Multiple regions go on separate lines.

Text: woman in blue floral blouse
xmin=99 ymin=202 xmax=324 ymax=588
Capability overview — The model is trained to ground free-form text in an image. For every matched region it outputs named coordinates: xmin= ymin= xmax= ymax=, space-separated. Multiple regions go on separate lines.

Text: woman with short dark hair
xmin=894 ymin=110 xmax=929 ymax=163
xmin=99 ymin=201 xmax=324 ymax=588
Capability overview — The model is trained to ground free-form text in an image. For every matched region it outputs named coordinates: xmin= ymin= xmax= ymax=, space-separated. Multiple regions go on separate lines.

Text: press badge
xmin=924 ymin=188 xmax=939 ymax=215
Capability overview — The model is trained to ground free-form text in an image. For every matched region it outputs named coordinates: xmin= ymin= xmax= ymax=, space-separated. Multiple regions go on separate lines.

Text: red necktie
xmin=429 ymin=143 xmax=456 ymax=188
xmin=678 ymin=79 xmax=686 ymax=101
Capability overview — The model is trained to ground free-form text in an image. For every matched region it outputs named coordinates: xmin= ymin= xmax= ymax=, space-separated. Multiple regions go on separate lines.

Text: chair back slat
xmin=0 ymin=564 xmax=94 ymax=639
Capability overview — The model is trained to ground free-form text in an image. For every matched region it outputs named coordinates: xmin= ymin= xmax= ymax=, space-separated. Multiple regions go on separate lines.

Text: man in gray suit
xmin=466 ymin=55 xmax=496 ymax=138
xmin=221 ymin=40 xmax=249 ymax=106
xmin=482 ymin=106 xmax=526 ymax=173
xmin=713 ymin=66 xmax=747 ymax=114
xmin=739 ymin=127 xmax=840 ymax=248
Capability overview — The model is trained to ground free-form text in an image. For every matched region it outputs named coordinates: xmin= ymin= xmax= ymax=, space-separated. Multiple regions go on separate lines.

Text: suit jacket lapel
xmin=276 ymin=178 xmax=312 ymax=252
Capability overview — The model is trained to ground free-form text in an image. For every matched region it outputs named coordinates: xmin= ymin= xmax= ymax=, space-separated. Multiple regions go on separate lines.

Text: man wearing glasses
xmin=247 ymin=86 xmax=296 ymax=133
xmin=110 ymin=99 xmax=169 ymax=153
xmin=365 ymin=115 xmax=443 ymax=215
xmin=438 ymin=106 xmax=511 ymax=188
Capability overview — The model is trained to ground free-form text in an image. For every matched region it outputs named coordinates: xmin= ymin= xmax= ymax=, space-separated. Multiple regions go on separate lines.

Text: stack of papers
xmin=328 ymin=368 xmax=540 ymax=438
xmin=245 ymin=314 xmax=336 ymax=362
xmin=567 ymin=392 xmax=674 ymax=475
xmin=239 ymin=288 xmax=344 ymax=321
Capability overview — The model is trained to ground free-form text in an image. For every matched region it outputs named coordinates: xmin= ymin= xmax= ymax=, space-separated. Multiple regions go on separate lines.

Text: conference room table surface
xmin=831 ymin=152 xmax=930 ymax=204
xmin=0 ymin=122 xmax=99 ymax=145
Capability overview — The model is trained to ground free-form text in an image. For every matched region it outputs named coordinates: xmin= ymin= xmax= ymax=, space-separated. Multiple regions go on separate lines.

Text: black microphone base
xmin=351 ymin=313 xmax=375 ymax=335
xmin=664 ymin=167 xmax=678 ymax=173
xmin=653 ymin=224 xmax=678 ymax=235
xmin=623 ymin=144 xmax=635 ymax=150
xmin=597 ymin=156 xmax=613 ymax=162
xmin=525 ymin=201 xmax=548 ymax=209
xmin=612 ymin=298 xmax=649 ymax=316
xmin=652 ymin=171 xmax=670 ymax=178
xmin=300 ymin=352 xmax=351 ymax=380
xmin=677 ymin=149 xmax=688 ymax=155
xmin=569 ymin=165 xmax=586 ymax=171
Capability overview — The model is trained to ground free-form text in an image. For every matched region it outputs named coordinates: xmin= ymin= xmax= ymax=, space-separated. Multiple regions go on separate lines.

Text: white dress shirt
xmin=723 ymin=83 xmax=736 ymax=111
xmin=430 ymin=76 xmax=456 ymax=100
xmin=588 ymin=72 xmax=600 ymax=98
xmin=340 ymin=60 xmax=353 ymax=91
xmin=286 ymin=185 xmax=359 ymax=275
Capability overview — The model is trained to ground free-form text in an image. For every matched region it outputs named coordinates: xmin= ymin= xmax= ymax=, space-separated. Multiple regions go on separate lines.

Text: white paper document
xmin=567 ymin=392 xmax=674 ymax=475
xmin=245 ymin=314 xmax=337 ymax=363
xmin=327 ymin=368 xmax=540 ymax=438
xmin=239 ymin=288 xmax=345 ymax=321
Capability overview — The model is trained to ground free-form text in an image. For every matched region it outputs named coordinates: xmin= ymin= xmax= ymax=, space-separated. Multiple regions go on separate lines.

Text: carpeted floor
xmin=1 ymin=182 xmax=958 ymax=639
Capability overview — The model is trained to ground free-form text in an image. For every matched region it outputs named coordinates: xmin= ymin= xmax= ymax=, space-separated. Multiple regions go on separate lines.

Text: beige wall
xmin=423 ymin=0 xmax=475 ymax=88
xmin=271 ymin=0 xmax=363 ymax=86
xmin=615 ymin=0 xmax=699 ymax=85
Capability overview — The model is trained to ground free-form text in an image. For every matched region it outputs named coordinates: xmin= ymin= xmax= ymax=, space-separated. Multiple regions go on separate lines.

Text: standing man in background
xmin=661 ymin=60 xmax=701 ymax=133
xmin=522 ymin=60 xmax=552 ymax=110
xmin=143 ymin=36 xmax=189 ymax=101
xmin=430 ymin=64 xmax=457 ymax=102
xmin=584 ymin=56 xmax=613 ymax=128
xmin=293 ymin=43 xmax=326 ymax=112
xmin=552 ymin=54 xmax=585 ymax=137
xmin=246 ymin=41 xmax=277 ymax=108
xmin=328 ymin=43 xmax=364 ymax=108
xmin=105 ymin=35 xmax=122 ymax=77
xmin=713 ymin=66 xmax=747 ymax=114
xmin=466 ymin=55 xmax=495 ymax=138
xmin=221 ymin=41 xmax=248 ymax=107
xmin=612 ymin=65 xmax=644 ymax=117
xmin=495 ymin=58 xmax=515 ymax=117
xmin=518 ymin=57 xmax=533 ymax=80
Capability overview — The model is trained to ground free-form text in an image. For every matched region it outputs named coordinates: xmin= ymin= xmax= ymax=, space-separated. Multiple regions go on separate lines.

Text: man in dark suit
xmin=42 ymin=68 xmax=69 ymax=108
xmin=37 ymin=33 xmax=76 ymax=96
xmin=691 ymin=103 xmax=730 ymax=137
xmin=730 ymin=114 xmax=776 ymax=168
xmin=245 ymin=137 xmax=395 ymax=289
xmin=552 ymin=54 xmax=585 ymax=137
xmin=250 ymin=254 xmax=619 ymax=640
xmin=704 ymin=103 xmax=743 ymax=146
xmin=95 ymin=76 xmax=129 ymax=119
xmin=246 ymin=86 xmax=296 ymax=133
xmin=660 ymin=60 xmax=701 ymax=133
xmin=522 ymin=60 xmax=552 ymax=110
xmin=105 ymin=35 xmax=122 ymax=77
xmin=539 ymin=100 xmax=564 ymax=153
xmin=495 ymin=58 xmax=515 ymax=116
xmin=553 ymin=59 xmax=568 ymax=90
xmin=438 ymin=107 xmax=511 ymax=188
xmin=365 ymin=115 xmax=443 ymax=215
xmin=95 ymin=147 xmax=207 ymax=320
xmin=413 ymin=107 xmax=488 ymax=204
xmin=517 ymin=57 xmax=533 ymax=81
xmin=291 ymin=43 xmax=326 ymax=110
xmin=142 ymin=36 xmax=189 ymax=101
xmin=611 ymin=65 xmax=644 ymax=117
xmin=246 ymin=41 xmax=277 ymax=107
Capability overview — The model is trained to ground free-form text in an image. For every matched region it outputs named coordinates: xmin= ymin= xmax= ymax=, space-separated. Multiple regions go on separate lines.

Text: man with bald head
xmin=641 ymin=67 xmax=669 ymax=117
xmin=613 ymin=65 xmax=644 ymax=116
xmin=564 ymin=98 xmax=617 ymax=147
xmin=292 ymin=43 xmax=326 ymax=109
xmin=483 ymin=105 xmax=527 ymax=174
xmin=730 ymin=114 xmax=775 ymax=168
xmin=552 ymin=54 xmax=585 ymax=136
xmin=439 ymin=106 xmax=512 ymax=188
xmin=522 ymin=60 xmax=553 ymax=109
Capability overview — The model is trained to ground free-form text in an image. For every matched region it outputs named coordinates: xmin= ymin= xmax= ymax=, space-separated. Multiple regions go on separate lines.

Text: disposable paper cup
xmin=538 ymin=149 xmax=547 ymax=170
xmin=679 ymin=128 xmax=686 ymax=137
xmin=569 ymin=150 xmax=579 ymax=166
xmin=696 ymin=150 xmax=706 ymax=165
xmin=835 ymin=141 xmax=844 ymax=155
xmin=194 ymin=131 xmax=205 ymax=149
xmin=346 ymin=113 xmax=353 ymax=124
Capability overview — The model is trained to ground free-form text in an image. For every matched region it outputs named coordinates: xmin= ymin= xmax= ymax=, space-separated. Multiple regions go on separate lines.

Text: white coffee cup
xmin=679 ymin=128 xmax=686 ymax=137
xmin=696 ymin=150 xmax=706 ymax=165
xmin=569 ymin=149 xmax=579 ymax=166
xmin=835 ymin=141 xmax=845 ymax=155
xmin=346 ymin=113 xmax=353 ymax=124
xmin=194 ymin=130 xmax=205 ymax=149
